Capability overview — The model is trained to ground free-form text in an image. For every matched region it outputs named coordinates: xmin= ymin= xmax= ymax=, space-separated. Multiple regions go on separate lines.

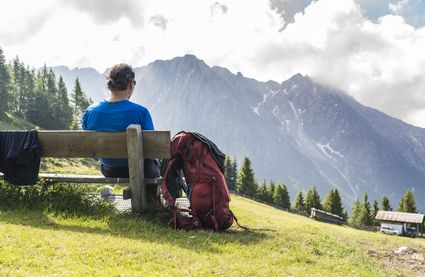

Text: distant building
xmin=375 ymin=211 xmax=424 ymax=237
xmin=310 ymin=208 xmax=345 ymax=225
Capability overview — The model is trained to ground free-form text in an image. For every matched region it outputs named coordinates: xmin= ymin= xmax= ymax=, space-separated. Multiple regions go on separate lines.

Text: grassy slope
xmin=1 ymin=112 xmax=424 ymax=275
xmin=0 ymin=195 xmax=424 ymax=276
xmin=0 ymin=112 xmax=36 ymax=130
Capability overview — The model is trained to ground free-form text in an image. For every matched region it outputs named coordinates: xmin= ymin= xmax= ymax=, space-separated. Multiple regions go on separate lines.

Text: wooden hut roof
xmin=375 ymin=211 xmax=424 ymax=224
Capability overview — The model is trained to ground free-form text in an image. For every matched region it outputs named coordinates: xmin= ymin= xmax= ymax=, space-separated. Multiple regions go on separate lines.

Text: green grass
xmin=0 ymin=112 xmax=36 ymax=130
xmin=1 ymin=114 xmax=424 ymax=275
xmin=0 ymin=184 xmax=423 ymax=276
xmin=40 ymin=158 xmax=100 ymax=175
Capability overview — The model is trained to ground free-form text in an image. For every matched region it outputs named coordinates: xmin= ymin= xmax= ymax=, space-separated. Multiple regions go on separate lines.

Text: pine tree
xmin=21 ymin=67 xmax=35 ymax=119
xmin=305 ymin=186 xmax=322 ymax=212
xmin=358 ymin=192 xmax=373 ymax=226
xmin=11 ymin=57 xmax=26 ymax=114
xmin=224 ymin=156 xmax=237 ymax=191
xmin=46 ymin=68 xmax=61 ymax=129
xmin=322 ymin=188 xmax=344 ymax=217
xmin=236 ymin=157 xmax=258 ymax=197
xmin=293 ymin=190 xmax=306 ymax=213
xmin=371 ymin=199 xmax=379 ymax=226
xmin=397 ymin=196 xmax=405 ymax=212
xmin=230 ymin=158 xmax=238 ymax=191
xmin=224 ymin=156 xmax=232 ymax=190
xmin=381 ymin=195 xmax=392 ymax=211
xmin=0 ymin=47 xmax=12 ymax=113
xmin=266 ymin=180 xmax=276 ymax=203
xmin=56 ymin=76 xmax=73 ymax=129
xmin=72 ymin=78 xmax=91 ymax=114
xmin=46 ymin=68 xmax=58 ymax=101
xmin=350 ymin=198 xmax=362 ymax=227
xmin=71 ymin=78 xmax=92 ymax=129
xmin=397 ymin=190 xmax=417 ymax=213
xmin=257 ymin=180 xmax=268 ymax=202
xmin=26 ymin=68 xmax=56 ymax=129
xmin=274 ymin=183 xmax=290 ymax=209
xmin=0 ymin=54 xmax=73 ymax=129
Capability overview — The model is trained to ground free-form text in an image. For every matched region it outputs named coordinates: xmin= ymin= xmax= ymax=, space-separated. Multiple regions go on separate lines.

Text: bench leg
xmin=126 ymin=125 xmax=146 ymax=213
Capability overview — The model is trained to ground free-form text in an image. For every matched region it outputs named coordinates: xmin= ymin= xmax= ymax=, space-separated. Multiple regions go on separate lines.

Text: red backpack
xmin=159 ymin=131 xmax=235 ymax=231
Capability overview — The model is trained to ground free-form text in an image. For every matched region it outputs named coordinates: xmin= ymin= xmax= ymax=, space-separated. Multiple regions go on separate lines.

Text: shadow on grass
xmin=0 ymin=182 xmax=270 ymax=253
xmin=0 ymin=209 xmax=270 ymax=253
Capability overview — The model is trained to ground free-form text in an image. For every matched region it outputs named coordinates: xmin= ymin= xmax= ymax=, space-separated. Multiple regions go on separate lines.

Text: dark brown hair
xmin=107 ymin=63 xmax=135 ymax=91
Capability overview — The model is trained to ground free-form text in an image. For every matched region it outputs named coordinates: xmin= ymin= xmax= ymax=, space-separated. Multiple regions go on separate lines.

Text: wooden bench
xmin=0 ymin=124 xmax=170 ymax=213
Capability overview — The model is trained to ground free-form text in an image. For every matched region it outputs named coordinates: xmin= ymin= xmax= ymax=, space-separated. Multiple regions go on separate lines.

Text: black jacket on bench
xmin=0 ymin=130 xmax=41 ymax=185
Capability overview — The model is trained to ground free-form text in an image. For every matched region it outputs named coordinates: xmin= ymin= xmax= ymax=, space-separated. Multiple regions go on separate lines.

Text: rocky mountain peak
xmin=52 ymin=57 xmax=425 ymax=211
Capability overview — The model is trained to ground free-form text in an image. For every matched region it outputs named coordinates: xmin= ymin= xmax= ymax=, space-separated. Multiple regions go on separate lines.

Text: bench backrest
xmin=40 ymin=124 xmax=170 ymax=213
xmin=38 ymin=130 xmax=170 ymax=159
xmin=1 ymin=125 xmax=171 ymax=213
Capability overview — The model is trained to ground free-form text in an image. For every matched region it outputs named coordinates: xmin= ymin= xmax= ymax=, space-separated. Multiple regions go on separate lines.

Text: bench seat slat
xmin=0 ymin=173 xmax=162 ymax=185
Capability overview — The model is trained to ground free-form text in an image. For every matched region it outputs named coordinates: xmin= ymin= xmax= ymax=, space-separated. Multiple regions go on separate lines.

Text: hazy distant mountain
xmin=52 ymin=66 xmax=107 ymax=102
xmin=53 ymin=55 xmax=425 ymax=211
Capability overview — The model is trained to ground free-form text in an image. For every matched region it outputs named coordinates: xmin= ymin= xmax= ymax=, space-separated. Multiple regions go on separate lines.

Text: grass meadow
xmin=0 ymin=178 xmax=424 ymax=276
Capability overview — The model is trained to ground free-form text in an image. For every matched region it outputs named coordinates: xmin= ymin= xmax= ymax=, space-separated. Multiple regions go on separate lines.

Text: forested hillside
xmin=0 ymin=47 xmax=91 ymax=130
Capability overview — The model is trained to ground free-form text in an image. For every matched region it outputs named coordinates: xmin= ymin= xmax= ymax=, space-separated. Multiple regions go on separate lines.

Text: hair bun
xmin=107 ymin=63 xmax=135 ymax=91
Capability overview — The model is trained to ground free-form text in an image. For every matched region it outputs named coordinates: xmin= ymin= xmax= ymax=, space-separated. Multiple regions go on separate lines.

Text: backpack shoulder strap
xmin=159 ymin=158 xmax=182 ymax=207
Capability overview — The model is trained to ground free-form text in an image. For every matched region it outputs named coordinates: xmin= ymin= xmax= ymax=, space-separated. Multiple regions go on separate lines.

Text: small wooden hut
xmin=310 ymin=208 xmax=345 ymax=225
xmin=375 ymin=211 xmax=424 ymax=236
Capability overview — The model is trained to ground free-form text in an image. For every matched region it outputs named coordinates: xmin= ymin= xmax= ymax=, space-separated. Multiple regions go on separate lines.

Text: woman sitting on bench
xmin=82 ymin=63 xmax=159 ymax=178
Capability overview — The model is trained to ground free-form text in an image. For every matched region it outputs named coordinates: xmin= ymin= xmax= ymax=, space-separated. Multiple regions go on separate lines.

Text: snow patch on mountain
xmin=316 ymin=143 xmax=344 ymax=160
xmin=251 ymin=88 xmax=280 ymax=117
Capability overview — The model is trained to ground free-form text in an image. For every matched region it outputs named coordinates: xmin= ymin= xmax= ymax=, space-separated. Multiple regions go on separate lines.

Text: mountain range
xmin=52 ymin=55 xmax=425 ymax=212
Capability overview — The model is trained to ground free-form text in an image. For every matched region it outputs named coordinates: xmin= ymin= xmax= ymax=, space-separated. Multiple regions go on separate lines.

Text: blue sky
xmin=359 ymin=0 xmax=425 ymax=26
xmin=271 ymin=0 xmax=425 ymax=28
xmin=1 ymin=0 xmax=425 ymax=127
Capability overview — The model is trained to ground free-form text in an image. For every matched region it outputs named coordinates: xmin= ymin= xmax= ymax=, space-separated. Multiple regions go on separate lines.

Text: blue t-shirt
xmin=82 ymin=100 xmax=154 ymax=168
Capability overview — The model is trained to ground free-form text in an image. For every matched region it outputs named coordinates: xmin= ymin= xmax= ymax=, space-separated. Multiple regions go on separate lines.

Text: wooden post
xmin=126 ymin=124 xmax=146 ymax=213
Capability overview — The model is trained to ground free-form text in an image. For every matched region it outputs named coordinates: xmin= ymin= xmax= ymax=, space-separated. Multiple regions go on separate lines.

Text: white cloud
xmin=149 ymin=15 xmax=168 ymax=31
xmin=0 ymin=0 xmax=56 ymax=44
xmin=251 ymin=0 xmax=425 ymax=127
xmin=1 ymin=0 xmax=425 ymax=127
xmin=389 ymin=0 xmax=409 ymax=15
xmin=60 ymin=0 xmax=144 ymax=28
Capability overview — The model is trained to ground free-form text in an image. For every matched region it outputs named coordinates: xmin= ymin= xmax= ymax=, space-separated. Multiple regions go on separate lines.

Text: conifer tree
xmin=0 ymin=53 xmax=73 ymax=129
xmin=46 ymin=69 xmax=62 ymax=129
xmin=358 ymin=192 xmax=373 ymax=226
xmin=322 ymin=188 xmax=344 ymax=217
xmin=397 ymin=190 xmax=417 ymax=213
xmin=21 ymin=67 xmax=35 ymax=119
xmin=381 ymin=195 xmax=392 ymax=211
xmin=274 ymin=183 xmax=290 ymax=209
xmin=305 ymin=186 xmax=322 ymax=212
xmin=293 ymin=190 xmax=306 ymax=213
xmin=257 ymin=180 xmax=268 ymax=201
xmin=224 ymin=156 xmax=232 ymax=189
xmin=224 ymin=156 xmax=237 ymax=191
xmin=46 ymin=68 xmax=58 ymax=101
xmin=236 ymin=157 xmax=258 ymax=197
xmin=266 ymin=180 xmax=276 ymax=203
xmin=371 ymin=199 xmax=379 ymax=226
xmin=350 ymin=198 xmax=362 ymax=227
xmin=72 ymin=78 xmax=91 ymax=113
xmin=0 ymin=47 xmax=12 ymax=113
xmin=229 ymin=158 xmax=238 ymax=191
xmin=71 ymin=78 xmax=92 ymax=129
xmin=11 ymin=57 xmax=24 ymax=114
xmin=26 ymin=68 xmax=56 ymax=128
xmin=56 ymin=76 xmax=73 ymax=129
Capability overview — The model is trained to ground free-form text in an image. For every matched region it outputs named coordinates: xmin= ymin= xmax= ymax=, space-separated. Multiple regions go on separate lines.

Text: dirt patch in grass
xmin=368 ymin=245 xmax=425 ymax=276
